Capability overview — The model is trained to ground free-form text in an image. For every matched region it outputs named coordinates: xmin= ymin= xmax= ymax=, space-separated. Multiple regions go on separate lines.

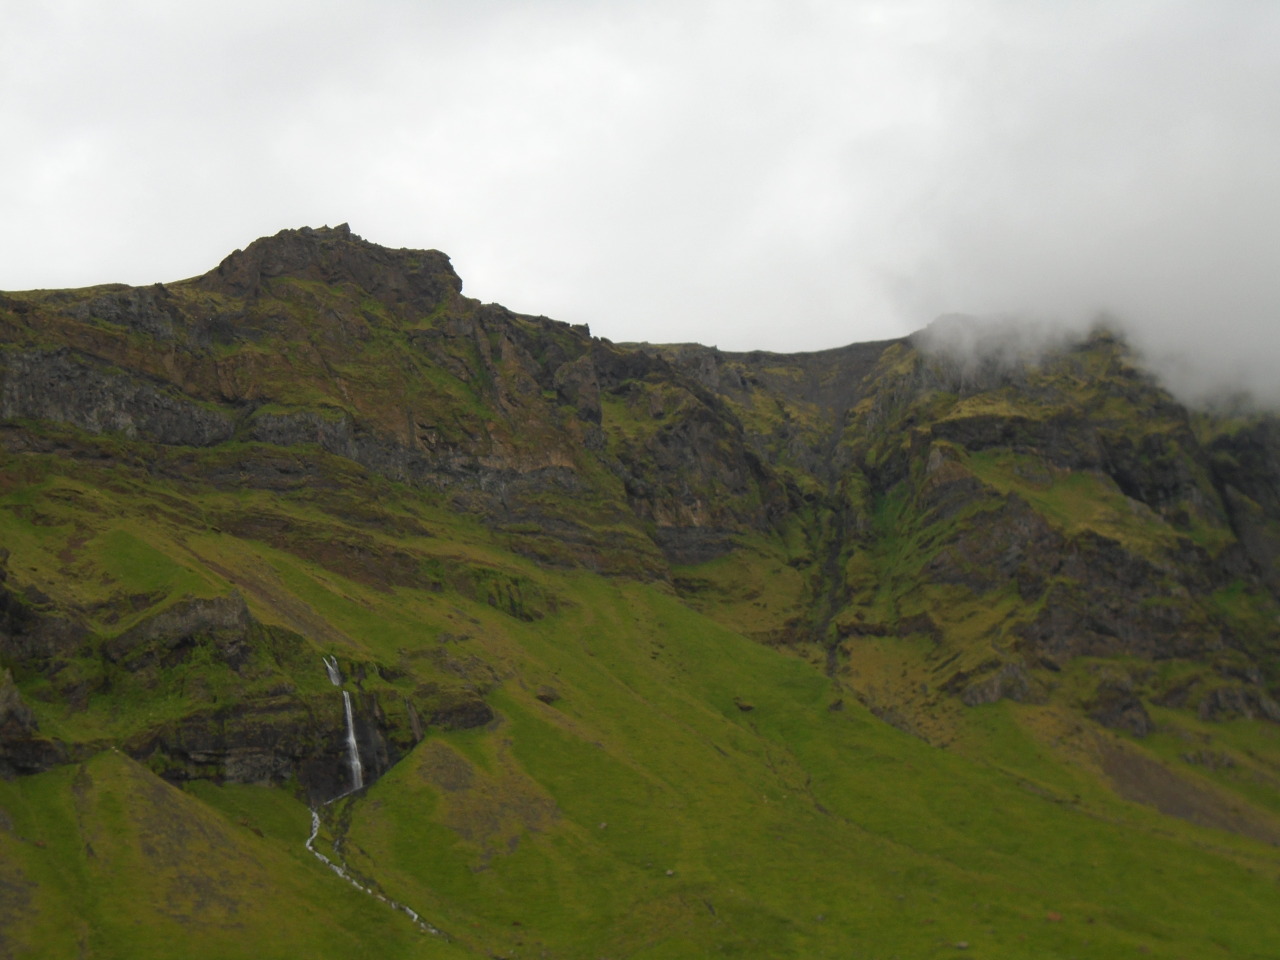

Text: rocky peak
xmin=196 ymin=224 xmax=463 ymax=316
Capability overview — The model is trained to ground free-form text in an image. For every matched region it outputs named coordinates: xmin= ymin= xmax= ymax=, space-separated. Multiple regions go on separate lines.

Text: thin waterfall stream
xmin=305 ymin=809 xmax=441 ymax=936
xmin=306 ymin=657 xmax=444 ymax=938
xmin=341 ymin=690 xmax=364 ymax=790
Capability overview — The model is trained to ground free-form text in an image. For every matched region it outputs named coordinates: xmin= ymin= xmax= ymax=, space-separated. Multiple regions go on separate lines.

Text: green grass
xmin=325 ymin=578 xmax=1280 ymax=959
xmin=0 ymin=753 xmax=473 ymax=959
xmin=4 ymin=277 xmax=1280 ymax=959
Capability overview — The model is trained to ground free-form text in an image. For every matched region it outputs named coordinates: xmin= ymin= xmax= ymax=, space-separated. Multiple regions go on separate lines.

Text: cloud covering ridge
xmin=1 ymin=1 xmax=1276 ymax=402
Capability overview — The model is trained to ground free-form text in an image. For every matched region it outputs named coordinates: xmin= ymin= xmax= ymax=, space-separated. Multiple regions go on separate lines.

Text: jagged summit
xmin=196 ymin=223 xmax=463 ymax=312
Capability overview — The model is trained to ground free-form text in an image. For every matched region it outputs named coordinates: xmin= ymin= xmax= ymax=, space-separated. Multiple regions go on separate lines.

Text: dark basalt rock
xmin=1016 ymin=530 xmax=1221 ymax=662
xmin=0 ymin=668 xmax=67 ymax=777
xmin=0 ymin=578 xmax=89 ymax=667
xmin=552 ymin=353 xmax=602 ymax=424
xmin=1100 ymin=429 xmax=1211 ymax=516
xmin=428 ymin=694 xmax=495 ymax=731
xmin=1211 ymin=419 xmax=1280 ymax=521
xmin=959 ymin=662 xmax=1045 ymax=707
xmin=65 ymin=283 xmax=186 ymax=341
xmin=0 ymin=348 xmax=234 ymax=447
xmin=930 ymin=412 xmax=1104 ymax=470
xmin=1197 ymin=684 xmax=1280 ymax=723
xmin=923 ymin=491 xmax=1062 ymax=596
xmin=645 ymin=338 xmax=903 ymax=424
xmin=651 ymin=527 xmax=738 ymax=566
xmin=1088 ymin=682 xmax=1154 ymax=737
xmin=103 ymin=594 xmax=253 ymax=671
xmin=1211 ymin=420 xmax=1280 ymax=590
xmin=197 ymin=224 xmax=462 ymax=316
xmin=127 ymin=685 xmax=437 ymax=805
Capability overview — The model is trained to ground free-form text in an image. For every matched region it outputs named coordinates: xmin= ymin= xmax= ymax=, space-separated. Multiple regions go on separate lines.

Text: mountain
xmin=1 ymin=224 xmax=1278 ymax=959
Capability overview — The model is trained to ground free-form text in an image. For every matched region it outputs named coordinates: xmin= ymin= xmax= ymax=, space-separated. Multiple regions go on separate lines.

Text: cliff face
xmin=2 ymin=225 xmax=1279 ymax=772
xmin=2 ymin=226 xmax=1280 ymax=958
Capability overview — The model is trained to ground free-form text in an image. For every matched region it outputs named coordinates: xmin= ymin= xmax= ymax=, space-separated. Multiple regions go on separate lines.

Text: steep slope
xmin=1 ymin=226 xmax=1278 ymax=959
xmin=829 ymin=332 xmax=1280 ymax=730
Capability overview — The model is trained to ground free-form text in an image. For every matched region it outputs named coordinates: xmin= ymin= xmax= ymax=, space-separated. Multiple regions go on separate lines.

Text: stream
xmin=305 ymin=658 xmax=444 ymax=938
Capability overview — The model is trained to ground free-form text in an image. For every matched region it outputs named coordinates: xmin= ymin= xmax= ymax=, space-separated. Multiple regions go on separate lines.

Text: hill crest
xmin=2 ymin=226 xmax=1279 ymax=959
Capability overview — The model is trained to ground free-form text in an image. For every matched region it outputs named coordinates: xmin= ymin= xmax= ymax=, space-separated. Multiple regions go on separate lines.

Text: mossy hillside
xmin=812 ymin=347 xmax=1280 ymax=855
xmin=669 ymin=531 xmax=813 ymax=647
xmin=2 ymin=260 xmax=606 ymax=504
xmin=5 ymin=228 xmax=1280 ymax=957
xmin=0 ymin=439 xmax=580 ymax=777
xmin=828 ymin=334 xmax=1276 ymax=655
xmin=0 ymin=405 xmax=649 ymax=621
xmin=7 ymin=431 xmax=1280 ymax=957
xmin=599 ymin=379 xmax=782 ymax=538
xmin=0 ymin=460 xmax=224 ymax=631
xmin=324 ymin=578 xmax=1279 ymax=959
xmin=0 ymin=752 xmax=472 ymax=960
xmin=9 ymin=634 xmax=1280 ymax=959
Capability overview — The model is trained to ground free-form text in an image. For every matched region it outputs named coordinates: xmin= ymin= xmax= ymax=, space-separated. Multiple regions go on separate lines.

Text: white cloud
xmin=1 ymin=0 xmax=1277 ymax=400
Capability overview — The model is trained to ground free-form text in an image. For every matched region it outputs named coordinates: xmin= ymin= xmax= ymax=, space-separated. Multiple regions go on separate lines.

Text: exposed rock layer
xmin=2 ymin=224 xmax=1279 ymax=794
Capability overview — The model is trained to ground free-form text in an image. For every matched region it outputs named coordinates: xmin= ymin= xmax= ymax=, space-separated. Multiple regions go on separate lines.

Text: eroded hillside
xmin=1 ymin=225 xmax=1278 ymax=959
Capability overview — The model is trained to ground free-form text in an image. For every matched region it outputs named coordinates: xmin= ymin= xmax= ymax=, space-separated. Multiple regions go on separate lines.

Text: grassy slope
xmin=3 ymin=452 xmax=1279 ymax=959
xmin=3 ymin=275 xmax=1279 ymax=958
xmin=0 ymin=752 xmax=473 ymax=960
xmin=343 ymin=578 xmax=1280 ymax=960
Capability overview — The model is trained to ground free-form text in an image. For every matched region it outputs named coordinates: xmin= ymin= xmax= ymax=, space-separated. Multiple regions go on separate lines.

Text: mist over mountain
xmin=4 ymin=1 xmax=1277 ymax=396
xmin=915 ymin=306 xmax=1280 ymax=411
xmin=3 ymin=1 xmax=1278 ymax=956
xmin=1 ymin=224 xmax=1279 ymax=958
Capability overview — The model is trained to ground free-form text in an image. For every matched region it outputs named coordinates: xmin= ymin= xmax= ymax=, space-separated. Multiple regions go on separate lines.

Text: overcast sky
xmin=2 ymin=1 xmax=1278 ymax=399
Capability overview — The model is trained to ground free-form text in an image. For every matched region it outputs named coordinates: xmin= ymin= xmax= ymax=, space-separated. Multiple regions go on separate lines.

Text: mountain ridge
xmin=1 ymin=225 xmax=1278 ymax=959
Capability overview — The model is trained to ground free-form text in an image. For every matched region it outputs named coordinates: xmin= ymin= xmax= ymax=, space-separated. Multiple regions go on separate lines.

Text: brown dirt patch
xmin=1096 ymin=735 xmax=1280 ymax=845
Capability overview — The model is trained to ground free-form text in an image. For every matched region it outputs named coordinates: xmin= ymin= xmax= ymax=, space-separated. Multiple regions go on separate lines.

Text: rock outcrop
xmin=1 ymin=226 xmax=1278 ymax=796
xmin=0 ymin=667 xmax=67 ymax=777
xmin=198 ymin=223 xmax=463 ymax=312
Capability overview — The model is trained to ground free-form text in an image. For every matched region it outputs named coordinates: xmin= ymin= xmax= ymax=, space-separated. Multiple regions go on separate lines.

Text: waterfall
xmin=342 ymin=690 xmax=364 ymax=791
xmin=304 ymin=657 xmax=445 ymax=937
xmin=305 ymin=808 xmax=442 ymax=936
